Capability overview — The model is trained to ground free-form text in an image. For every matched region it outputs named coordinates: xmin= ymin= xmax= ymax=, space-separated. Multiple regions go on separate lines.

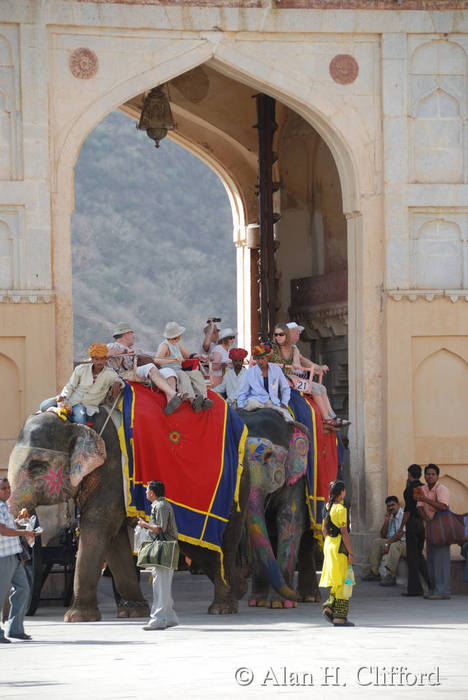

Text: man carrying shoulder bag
xmin=137 ymin=481 xmax=179 ymax=630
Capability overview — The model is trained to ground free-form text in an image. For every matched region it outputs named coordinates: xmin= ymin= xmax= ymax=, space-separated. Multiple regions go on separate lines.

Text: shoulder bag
xmin=426 ymin=509 xmax=468 ymax=547
xmin=137 ymin=530 xmax=179 ymax=570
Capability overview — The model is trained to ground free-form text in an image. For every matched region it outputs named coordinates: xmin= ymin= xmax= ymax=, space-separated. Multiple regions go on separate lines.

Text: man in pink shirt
xmin=417 ymin=464 xmax=450 ymax=600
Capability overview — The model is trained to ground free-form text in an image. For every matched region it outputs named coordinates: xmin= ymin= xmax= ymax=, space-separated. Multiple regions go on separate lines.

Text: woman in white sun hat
xmin=210 ymin=328 xmax=236 ymax=387
xmin=156 ymin=322 xmax=213 ymax=412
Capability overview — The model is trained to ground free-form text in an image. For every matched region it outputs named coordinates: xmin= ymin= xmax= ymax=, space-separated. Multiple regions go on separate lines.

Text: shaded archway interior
xmin=122 ymin=62 xmax=348 ymax=412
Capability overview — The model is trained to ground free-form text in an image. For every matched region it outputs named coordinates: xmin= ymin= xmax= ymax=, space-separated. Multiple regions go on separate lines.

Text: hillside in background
xmin=72 ymin=110 xmax=236 ymax=360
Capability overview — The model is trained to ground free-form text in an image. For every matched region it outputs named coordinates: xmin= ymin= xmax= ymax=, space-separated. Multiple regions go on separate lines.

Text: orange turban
xmin=252 ymin=343 xmax=272 ymax=359
xmin=88 ymin=343 xmax=108 ymax=358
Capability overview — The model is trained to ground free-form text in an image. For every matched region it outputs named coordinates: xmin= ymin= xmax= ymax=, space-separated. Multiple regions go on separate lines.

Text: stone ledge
xmin=386 ymin=289 xmax=468 ymax=302
xmin=0 ymin=290 xmax=56 ymax=304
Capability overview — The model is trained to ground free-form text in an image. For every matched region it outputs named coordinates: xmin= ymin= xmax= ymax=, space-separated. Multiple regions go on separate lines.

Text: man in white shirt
xmin=362 ymin=496 xmax=406 ymax=586
xmin=213 ymin=348 xmax=248 ymax=405
xmin=40 ymin=343 xmax=122 ymax=423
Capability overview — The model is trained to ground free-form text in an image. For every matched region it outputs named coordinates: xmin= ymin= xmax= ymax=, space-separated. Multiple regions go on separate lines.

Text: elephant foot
xmin=116 ymin=602 xmax=150 ymax=619
xmin=64 ymin=606 xmax=101 ymax=623
xmin=299 ymin=592 xmax=321 ymax=603
xmin=208 ymin=599 xmax=238 ymax=615
xmin=248 ymin=598 xmax=267 ymax=607
xmin=269 ymin=599 xmax=298 ymax=609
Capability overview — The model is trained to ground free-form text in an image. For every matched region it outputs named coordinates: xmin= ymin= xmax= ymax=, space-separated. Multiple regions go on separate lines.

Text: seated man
xmin=40 ymin=343 xmax=123 ymax=424
xmin=106 ymin=322 xmax=185 ymax=415
xmin=286 ymin=321 xmax=349 ymax=427
xmin=237 ymin=343 xmax=292 ymax=422
xmin=213 ymin=348 xmax=248 ymax=405
xmin=362 ymin=496 xmax=406 ymax=586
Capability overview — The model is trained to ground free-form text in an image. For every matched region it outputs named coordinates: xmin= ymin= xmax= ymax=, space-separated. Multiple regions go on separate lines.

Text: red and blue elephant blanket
xmin=119 ymin=382 xmax=247 ymax=568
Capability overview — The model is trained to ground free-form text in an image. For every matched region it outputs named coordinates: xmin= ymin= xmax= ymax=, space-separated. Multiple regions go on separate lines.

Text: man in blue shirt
xmin=237 ymin=343 xmax=292 ymax=422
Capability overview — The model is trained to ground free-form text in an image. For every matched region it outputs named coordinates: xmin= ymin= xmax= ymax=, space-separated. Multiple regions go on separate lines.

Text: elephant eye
xmin=28 ymin=460 xmax=48 ymax=475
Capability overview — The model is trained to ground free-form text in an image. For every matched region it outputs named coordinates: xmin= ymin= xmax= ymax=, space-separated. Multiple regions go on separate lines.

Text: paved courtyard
xmin=1 ymin=571 xmax=466 ymax=700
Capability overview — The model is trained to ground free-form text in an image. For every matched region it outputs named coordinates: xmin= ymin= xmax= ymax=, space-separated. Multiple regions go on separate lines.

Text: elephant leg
xmin=105 ymin=526 xmax=150 ymax=619
xmin=270 ymin=481 xmax=305 ymax=608
xmin=208 ymin=469 xmax=250 ymax=614
xmin=297 ymin=530 xmax=322 ymax=602
xmin=249 ymin=567 xmax=270 ymax=607
xmin=64 ymin=522 xmax=107 ymax=622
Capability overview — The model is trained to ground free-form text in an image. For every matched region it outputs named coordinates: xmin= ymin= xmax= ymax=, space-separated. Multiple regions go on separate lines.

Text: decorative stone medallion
xmin=329 ymin=54 xmax=359 ymax=85
xmin=69 ymin=48 xmax=99 ymax=80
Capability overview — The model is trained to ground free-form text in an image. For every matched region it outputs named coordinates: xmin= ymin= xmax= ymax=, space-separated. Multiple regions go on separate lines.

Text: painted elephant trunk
xmin=247 ymin=489 xmax=298 ymax=601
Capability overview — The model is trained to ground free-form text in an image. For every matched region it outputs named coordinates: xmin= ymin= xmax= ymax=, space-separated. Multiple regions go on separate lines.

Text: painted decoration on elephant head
xmin=285 ymin=427 xmax=309 ymax=485
xmin=246 ymin=437 xmax=287 ymax=492
xmin=41 ymin=466 xmax=67 ymax=496
xmin=69 ymin=428 xmax=106 ymax=488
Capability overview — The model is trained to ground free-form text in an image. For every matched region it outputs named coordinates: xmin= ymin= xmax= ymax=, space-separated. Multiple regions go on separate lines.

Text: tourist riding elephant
xmin=8 ymin=409 xmax=250 ymax=622
xmin=238 ymin=408 xmax=321 ymax=608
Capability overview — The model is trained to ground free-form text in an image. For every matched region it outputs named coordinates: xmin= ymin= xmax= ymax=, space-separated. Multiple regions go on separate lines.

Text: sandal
xmin=322 ymin=608 xmax=334 ymax=624
xmin=191 ymin=395 xmax=204 ymax=413
xmin=163 ymin=393 xmax=185 ymax=416
xmin=333 ymin=619 xmax=355 ymax=627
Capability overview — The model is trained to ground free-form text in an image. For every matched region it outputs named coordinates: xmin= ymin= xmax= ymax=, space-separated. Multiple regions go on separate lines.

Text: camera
xmin=207 ymin=317 xmax=221 ymax=323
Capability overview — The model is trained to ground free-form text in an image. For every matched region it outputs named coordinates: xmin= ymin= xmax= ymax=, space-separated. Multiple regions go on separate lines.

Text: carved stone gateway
xmin=0 ymin=0 xmax=467 ymax=562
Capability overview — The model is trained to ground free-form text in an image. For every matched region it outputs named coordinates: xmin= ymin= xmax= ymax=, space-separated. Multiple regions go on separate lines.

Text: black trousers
xmin=405 ymin=514 xmax=429 ymax=595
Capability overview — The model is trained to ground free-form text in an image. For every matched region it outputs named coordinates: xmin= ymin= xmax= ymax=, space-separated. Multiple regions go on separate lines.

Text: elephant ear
xmin=285 ymin=426 xmax=309 ymax=485
xmin=69 ymin=424 xmax=107 ymax=488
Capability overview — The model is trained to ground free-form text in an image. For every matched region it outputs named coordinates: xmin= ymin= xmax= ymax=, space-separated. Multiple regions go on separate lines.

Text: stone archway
xmin=51 ymin=40 xmax=379 ymax=538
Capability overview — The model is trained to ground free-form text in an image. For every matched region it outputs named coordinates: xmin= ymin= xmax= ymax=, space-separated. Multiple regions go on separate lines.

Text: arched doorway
xmin=53 ymin=49 xmax=370 ymax=531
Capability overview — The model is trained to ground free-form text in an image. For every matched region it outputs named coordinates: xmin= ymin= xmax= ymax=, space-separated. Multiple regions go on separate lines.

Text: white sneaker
xmin=142 ymin=622 xmax=167 ymax=630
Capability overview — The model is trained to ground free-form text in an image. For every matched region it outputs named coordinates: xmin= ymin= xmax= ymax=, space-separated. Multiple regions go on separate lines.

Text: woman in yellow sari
xmin=319 ymin=480 xmax=355 ymax=626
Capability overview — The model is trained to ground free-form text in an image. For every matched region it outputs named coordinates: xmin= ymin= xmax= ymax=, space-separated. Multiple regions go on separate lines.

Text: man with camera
xmin=200 ymin=317 xmax=221 ymax=356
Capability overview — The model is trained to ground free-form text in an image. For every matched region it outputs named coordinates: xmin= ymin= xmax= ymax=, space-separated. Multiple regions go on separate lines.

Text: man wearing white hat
xmin=155 ymin=322 xmax=213 ymax=412
xmin=210 ymin=328 xmax=236 ymax=387
xmin=107 ymin=323 xmax=185 ymax=415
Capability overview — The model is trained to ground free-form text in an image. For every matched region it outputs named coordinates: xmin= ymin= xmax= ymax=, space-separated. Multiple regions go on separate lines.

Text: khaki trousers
xmin=174 ymin=369 xmax=207 ymax=399
xmin=368 ymin=538 xmax=406 ymax=577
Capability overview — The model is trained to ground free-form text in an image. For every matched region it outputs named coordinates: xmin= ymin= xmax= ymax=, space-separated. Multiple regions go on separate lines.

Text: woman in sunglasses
xmin=270 ymin=323 xmax=346 ymax=428
xmin=270 ymin=323 xmax=302 ymax=371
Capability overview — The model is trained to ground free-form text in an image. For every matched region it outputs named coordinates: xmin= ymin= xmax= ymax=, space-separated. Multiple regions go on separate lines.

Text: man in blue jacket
xmin=237 ymin=343 xmax=292 ymax=422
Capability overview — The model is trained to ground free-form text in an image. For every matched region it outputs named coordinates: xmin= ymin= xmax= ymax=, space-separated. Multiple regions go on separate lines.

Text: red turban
xmin=229 ymin=348 xmax=248 ymax=361
xmin=251 ymin=343 xmax=272 ymax=359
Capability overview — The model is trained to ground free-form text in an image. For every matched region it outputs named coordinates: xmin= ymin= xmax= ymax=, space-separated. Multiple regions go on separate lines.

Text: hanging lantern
xmin=136 ymin=85 xmax=175 ymax=148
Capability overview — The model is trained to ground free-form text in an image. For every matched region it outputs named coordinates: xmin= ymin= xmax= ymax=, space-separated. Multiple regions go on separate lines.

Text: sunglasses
xmin=274 ymin=332 xmax=285 ymax=337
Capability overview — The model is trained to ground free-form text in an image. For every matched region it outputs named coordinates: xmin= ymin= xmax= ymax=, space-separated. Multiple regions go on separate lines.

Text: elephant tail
xmin=248 ymin=499 xmax=298 ymax=602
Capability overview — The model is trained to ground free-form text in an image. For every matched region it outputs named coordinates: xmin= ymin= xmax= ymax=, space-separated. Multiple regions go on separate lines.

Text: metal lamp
xmin=136 ymin=85 xmax=175 ymax=148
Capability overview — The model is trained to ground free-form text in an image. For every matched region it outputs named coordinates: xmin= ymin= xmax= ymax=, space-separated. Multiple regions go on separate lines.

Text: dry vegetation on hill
xmin=72 ymin=110 xmax=236 ymax=360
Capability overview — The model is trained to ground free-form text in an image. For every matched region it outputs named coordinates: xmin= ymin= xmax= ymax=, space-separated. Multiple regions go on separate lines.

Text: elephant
xmin=238 ymin=408 xmax=322 ymax=608
xmin=8 ymin=408 xmax=250 ymax=621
